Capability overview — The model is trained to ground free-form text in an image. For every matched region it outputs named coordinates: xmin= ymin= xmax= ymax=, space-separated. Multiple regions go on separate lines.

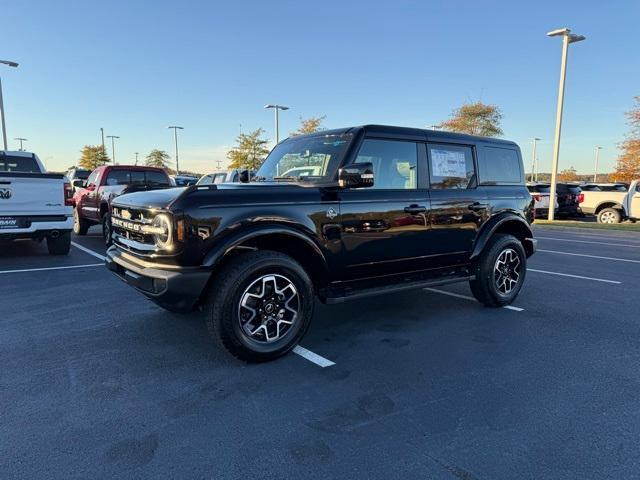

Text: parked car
xmin=580 ymin=183 xmax=628 ymax=192
xmin=0 ymin=150 xmax=73 ymax=254
xmin=197 ymin=169 xmax=255 ymax=185
xmin=73 ymin=165 xmax=172 ymax=245
xmin=527 ymin=183 xmax=558 ymax=217
xmin=579 ymin=179 xmax=640 ymax=223
xmin=170 ymin=175 xmax=198 ymax=187
xmin=556 ymin=183 xmax=582 ymax=218
xmin=106 ymin=125 xmax=536 ymax=362
xmin=65 ymin=167 xmax=92 ymax=193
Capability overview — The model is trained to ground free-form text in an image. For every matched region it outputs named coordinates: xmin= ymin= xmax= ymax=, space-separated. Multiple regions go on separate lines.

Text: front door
xmin=337 ymin=138 xmax=431 ymax=280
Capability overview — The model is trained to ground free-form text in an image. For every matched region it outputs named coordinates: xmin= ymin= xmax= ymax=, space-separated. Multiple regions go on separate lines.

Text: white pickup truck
xmin=0 ymin=151 xmax=74 ymax=254
xmin=578 ymin=180 xmax=640 ymax=224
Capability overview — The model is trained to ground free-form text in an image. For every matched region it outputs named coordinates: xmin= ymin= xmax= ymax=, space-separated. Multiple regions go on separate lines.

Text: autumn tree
xmin=290 ymin=116 xmax=326 ymax=136
xmin=558 ymin=166 xmax=578 ymax=182
xmin=78 ymin=145 xmax=110 ymax=170
xmin=613 ymin=96 xmax=640 ymax=183
xmin=440 ymin=101 xmax=503 ymax=137
xmin=227 ymin=128 xmax=270 ymax=170
xmin=145 ymin=149 xmax=171 ymax=169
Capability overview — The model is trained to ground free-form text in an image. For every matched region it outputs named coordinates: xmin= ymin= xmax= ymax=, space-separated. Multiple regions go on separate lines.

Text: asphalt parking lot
xmin=2 ymin=225 xmax=640 ymax=479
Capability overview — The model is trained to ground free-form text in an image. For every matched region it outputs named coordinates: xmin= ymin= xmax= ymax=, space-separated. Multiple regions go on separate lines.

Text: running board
xmin=322 ymin=276 xmax=474 ymax=304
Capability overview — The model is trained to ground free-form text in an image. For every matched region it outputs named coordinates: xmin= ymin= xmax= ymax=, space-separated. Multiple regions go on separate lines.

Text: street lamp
xmin=168 ymin=126 xmax=184 ymax=174
xmin=106 ymin=135 xmax=120 ymax=164
xmin=593 ymin=146 xmax=602 ymax=182
xmin=546 ymin=27 xmax=586 ymax=220
xmin=530 ymin=137 xmax=541 ymax=182
xmin=14 ymin=137 xmax=27 ymax=151
xmin=135 ymin=152 xmax=139 ymax=166
xmin=0 ymin=59 xmax=19 ymax=150
xmin=264 ymin=104 xmax=289 ymax=143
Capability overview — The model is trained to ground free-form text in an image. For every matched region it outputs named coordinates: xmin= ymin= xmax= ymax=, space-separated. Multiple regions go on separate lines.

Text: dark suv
xmin=106 ymin=125 xmax=536 ymax=362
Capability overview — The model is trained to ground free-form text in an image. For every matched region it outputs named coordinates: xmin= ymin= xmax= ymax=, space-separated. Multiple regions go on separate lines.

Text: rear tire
xmin=470 ymin=234 xmax=526 ymax=307
xmin=73 ymin=208 xmax=90 ymax=235
xmin=102 ymin=213 xmax=112 ymax=246
xmin=47 ymin=231 xmax=71 ymax=255
xmin=204 ymin=250 xmax=314 ymax=362
xmin=597 ymin=208 xmax=621 ymax=224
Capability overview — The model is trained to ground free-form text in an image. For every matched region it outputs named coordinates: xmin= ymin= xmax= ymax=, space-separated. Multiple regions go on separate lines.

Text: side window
xmin=106 ymin=170 xmax=130 ymax=186
xmin=199 ymin=175 xmax=213 ymax=185
xmin=146 ymin=171 xmax=170 ymax=186
xmin=130 ymin=170 xmax=146 ymax=184
xmin=86 ymin=171 xmax=98 ymax=187
xmin=354 ymin=139 xmax=417 ymax=190
xmin=478 ymin=147 xmax=522 ymax=184
xmin=427 ymin=144 xmax=475 ymax=189
xmin=213 ymin=173 xmax=227 ymax=184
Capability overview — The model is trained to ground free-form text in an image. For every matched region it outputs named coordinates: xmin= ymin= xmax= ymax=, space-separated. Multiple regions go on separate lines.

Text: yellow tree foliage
xmin=440 ymin=101 xmax=503 ymax=137
xmin=558 ymin=166 xmax=578 ymax=182
xmin=145 ymin=149 xmax=171 ymax=169
xmin=227 ymin=128 xmax=270 ymax=170
xmin=290 ymin=116 xmax=326 ymax=136
xmin=613 ymin=96 xmax=640 ymax=183
xmin=78 ymin=145 xmax=110 ymax=170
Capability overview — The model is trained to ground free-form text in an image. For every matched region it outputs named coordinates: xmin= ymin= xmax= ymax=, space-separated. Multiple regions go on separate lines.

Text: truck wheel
xmin=469 ymin=234 xmax=526 ymax=307
xmin=102 ymin=213 xmax=112 ymax=246
xmin=46 ymin=231 xmax=71 ymax=255
xmin=597 ymin=208 xmax=621 ymax=224
xmin=73 ymin=209 xmax=90 ymax=235
xmin=204 ymin=250 xmax=314 ymax=362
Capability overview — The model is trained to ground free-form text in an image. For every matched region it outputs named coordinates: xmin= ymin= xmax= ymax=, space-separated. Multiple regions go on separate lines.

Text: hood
xmin=112 ymin=186 xmax=186 ymax=210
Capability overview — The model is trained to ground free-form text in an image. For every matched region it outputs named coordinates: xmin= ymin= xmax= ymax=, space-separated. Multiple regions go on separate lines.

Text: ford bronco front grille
xmin=111 ymin=206 xmax=157 ymax=253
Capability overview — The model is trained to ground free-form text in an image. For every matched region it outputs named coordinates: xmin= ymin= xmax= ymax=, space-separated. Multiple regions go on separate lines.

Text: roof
xmin=0 ymin=150 xmax=37 ymax=157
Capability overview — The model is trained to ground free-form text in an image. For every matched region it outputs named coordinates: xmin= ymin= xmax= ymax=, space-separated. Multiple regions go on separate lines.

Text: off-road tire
xmin=204 ymin=250 xmax=314 ymax=362
xmin=597 ymin=208 xmax=621 ymax=224
xmin=73 ymin=208 xmax=90 ymax=235
xmin=470 ymin=234 xmax=526 ymax=307
xmin=102 ymin=213 xmax=112 ymax=246
xmin=46 ymin=231 xmax=71 ymax=255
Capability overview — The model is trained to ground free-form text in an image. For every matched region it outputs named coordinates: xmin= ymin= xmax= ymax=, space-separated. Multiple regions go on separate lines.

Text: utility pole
xmin=593 ymin=146 xmax=602 ymax=182
xmin=0 ymin=59 xmax=19 ymax=150
xmin=216 ymin=159 xmax=222 ymax=170
xmin=546 ymin=28 xmax=586 ymax=221
xmin=264 ymin=104 xmax=289 ymax=143
xmin=530 ymin=138 xmax=540 ymax=182
xmin=135 ymin=152 xmax=139 ymax=166
xmin=100 ymin=128 xmax=105 ymax=152
xmin=106 ymin=135 xmax=119 ymax=165
xmin=14 ymin=137 xmax=27 ymax=151
xmin=168 ymin=126 xmax=184 ymax=174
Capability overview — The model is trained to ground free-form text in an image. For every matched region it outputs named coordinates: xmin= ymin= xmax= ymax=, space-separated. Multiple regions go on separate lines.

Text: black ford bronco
xmin=106 ymin=125 xmax=536 ymax=362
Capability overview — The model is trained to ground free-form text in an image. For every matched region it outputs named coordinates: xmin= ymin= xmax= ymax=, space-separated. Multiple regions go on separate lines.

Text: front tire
xmin=102 ymin=213 xmax=112 ymax=246
xmin=470 ymin=234 xmax=526 ymax=307
xmin=204 ymin=251 xmax=314 ymax=362
xmin=597 ymin=208 xmax=621 ymax=224
xmin=46 ymin=231 xmax=71 ymax=255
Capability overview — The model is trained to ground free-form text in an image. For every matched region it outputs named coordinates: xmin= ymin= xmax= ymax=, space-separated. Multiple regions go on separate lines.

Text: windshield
xmin=255 ymin=133 xmax=353 ymax=183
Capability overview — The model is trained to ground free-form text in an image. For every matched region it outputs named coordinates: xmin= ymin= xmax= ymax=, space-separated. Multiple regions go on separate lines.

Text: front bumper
xmin=105 ymin=246 xmax=211 ymax=312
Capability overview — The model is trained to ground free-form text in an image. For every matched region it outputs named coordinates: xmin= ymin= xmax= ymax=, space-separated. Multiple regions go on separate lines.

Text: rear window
xmin=478 ymin=147 xmax=522 ymax=184
xmin=0 ymin=155 xmax=41 ymax=173
xmin=73 ymin=169 xmax=91 ymax=180
xmin=106 ymin=170 xmax=130 ymax=185
xmin=146 ymin=170 xmax=170 ymax=186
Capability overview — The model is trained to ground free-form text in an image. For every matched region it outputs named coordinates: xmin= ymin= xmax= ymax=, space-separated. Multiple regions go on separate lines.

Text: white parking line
xmin=293 ymin=345 xmax=335 ymax=368
xmin=536 ymin=236 xmax=640 ymax=248
xmin=538 ymin=249 xmax=640 ymax=264
xmin=71 ymin=241 xmax=106 ymax=261
xmin=424 ymin=287 xmax=523 ymax=312
xmin=0 ymin=263 xmax=103 ymax=274
xmin=527 ymin=268 xmax=621 ymax=284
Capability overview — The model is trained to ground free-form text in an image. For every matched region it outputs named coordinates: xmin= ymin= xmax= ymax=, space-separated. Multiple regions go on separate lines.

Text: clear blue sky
xmin=2 ymin=0 xmax=639 ymax=174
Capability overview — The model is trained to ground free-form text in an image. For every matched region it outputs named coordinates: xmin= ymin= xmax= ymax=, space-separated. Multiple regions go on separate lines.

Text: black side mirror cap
xmin=338 ymin=162 xmax=374 ymax=189
xmin=238 ymin=170 xmax=250 ymax=183
xmin=72 ymin=179 xmax=86 ymax=188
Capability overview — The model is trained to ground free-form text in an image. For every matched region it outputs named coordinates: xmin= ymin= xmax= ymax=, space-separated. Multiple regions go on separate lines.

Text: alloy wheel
xmin=493 ymin=248 xmax=521 ymax=295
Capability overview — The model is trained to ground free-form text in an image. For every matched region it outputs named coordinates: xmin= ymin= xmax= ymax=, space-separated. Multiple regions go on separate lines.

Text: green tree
xmin=78 ymin=145 xmax=110 ymax=170
xmin=290 ymin=116 xmax=326 ymax=136
xmin=145 ymin=149 xmax=171 ymax=169
xmin=227 ymin=128 xmax=270 ymax=170
xmin=613 ymin=96 xmax=640 ymax=183
xmin=440 ymin=101 xmax=503 ymax=137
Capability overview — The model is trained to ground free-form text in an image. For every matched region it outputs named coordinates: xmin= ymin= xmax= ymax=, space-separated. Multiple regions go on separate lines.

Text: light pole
xmin=100 ymin=128 xmax=105 ymax=152
xmin=593 ymin=146 xmax=602 ymax=182
xmin=106 ymin=135 xmax=119 ymax=164
xmin=546 ymin=28 xmax=586 ymax=220
xmin=0 ymin=59 xmax=19 ymax=150
xmin=264 ymin=104 xmax=289 ymax=144
xmin=168 ymin=126 xmax=183 ymax=174
xmin=530 ymin=137 xmax=540 ymax=182
xmin=14 ymin=137 xmax=27 ymax=151
xmin=135 ymin=152 xmax=139 ymax=165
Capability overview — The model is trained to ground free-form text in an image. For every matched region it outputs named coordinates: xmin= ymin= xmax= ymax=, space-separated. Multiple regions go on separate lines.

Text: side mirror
xmin=72 ymin=179 xmax=86 ymax=189
xmin=238 ymin=169 xmax=250 ymax=183
xmin=338 ymin=162 xmax=374 ymax=189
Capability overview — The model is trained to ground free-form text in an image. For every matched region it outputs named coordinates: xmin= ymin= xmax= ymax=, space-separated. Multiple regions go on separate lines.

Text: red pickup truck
xmin=72 ymin=165 xmax=172 ymax=245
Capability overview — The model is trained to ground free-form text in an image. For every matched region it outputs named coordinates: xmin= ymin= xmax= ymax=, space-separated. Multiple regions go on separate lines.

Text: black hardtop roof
xmin=290 ymin=124 xmax=517 ymax=147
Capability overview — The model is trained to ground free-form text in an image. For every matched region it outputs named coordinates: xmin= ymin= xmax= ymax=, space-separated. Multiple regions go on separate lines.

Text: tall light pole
xmin=0 ymin=60 xmax=19 ymax=151
xmin=530 ymin=137 xmax=540 ymax=182
xmin=135 ymin=152 xmax=139 ymax=165
xmin=106 ymin=135 xmax=119 ymax=164
xmin=546 ymin=28 xmax=586 ymax=220
xmin=100 ymin=128 xmax=105 ymax=152
xmin=168 ymin=126 xmax=183 ymax=174
xmin=14 ymin=137 xmax=27 ymax=151
xmin=593 ymin=146 xmax=602 ymax=182
xmin=264 ymin=104 xmax=289 ymax=143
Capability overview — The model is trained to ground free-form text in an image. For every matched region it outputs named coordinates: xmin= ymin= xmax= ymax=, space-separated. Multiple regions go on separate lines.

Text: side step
xmin=322 ymin=275 xmax=474 ymax=304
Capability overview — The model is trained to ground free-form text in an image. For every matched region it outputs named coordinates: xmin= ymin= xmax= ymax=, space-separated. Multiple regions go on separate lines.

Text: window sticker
xmin=431 ymin=149 xmax=467 ymax=178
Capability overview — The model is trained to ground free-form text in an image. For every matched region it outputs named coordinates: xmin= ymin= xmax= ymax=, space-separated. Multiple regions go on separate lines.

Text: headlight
xmin=151 ymin=214 xmax=173 ymax=250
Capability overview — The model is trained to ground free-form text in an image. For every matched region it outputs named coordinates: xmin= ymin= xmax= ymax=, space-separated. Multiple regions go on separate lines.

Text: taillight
xmin=64 ymin=182 xmax=74 ymax=206
xmin=577 ymin=193 xmax=584 ymax=203
xmin=533 ymin=194 xmax=541 ymax=202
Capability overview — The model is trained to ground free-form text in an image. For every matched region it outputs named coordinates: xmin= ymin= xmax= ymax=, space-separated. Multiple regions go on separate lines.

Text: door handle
xmin=468 ymin=202 xmax=489 ymax=211
xmin=404 ymin=205 xmax=427 ymax=214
